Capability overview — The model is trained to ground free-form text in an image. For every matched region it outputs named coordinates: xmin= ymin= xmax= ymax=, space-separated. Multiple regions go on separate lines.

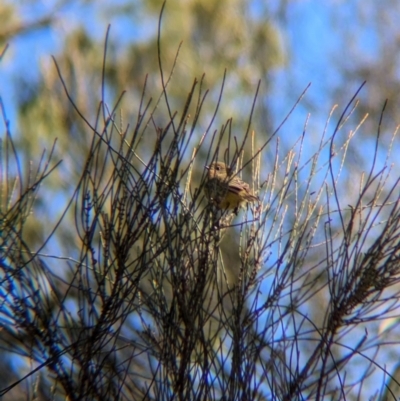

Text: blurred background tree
xmin=1 ymin=0 xmax=400 ymax=400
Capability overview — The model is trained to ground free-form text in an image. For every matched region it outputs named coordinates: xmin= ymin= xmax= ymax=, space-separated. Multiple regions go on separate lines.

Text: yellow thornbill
xmin=204 ymin=162 xmax=259 ymax=212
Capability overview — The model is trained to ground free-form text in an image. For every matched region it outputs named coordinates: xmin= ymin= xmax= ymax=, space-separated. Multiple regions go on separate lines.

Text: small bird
xmin=204 ymin=161 xmax=259 ymax=212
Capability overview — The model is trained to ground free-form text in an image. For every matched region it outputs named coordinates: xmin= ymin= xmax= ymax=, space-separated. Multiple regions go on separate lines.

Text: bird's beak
xmin=205 ymin=165 xmax=210 ymax=170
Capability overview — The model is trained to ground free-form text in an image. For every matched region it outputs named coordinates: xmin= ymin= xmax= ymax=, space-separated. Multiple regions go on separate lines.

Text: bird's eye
xmin=216 ymin=166 xmax=220 ymax=171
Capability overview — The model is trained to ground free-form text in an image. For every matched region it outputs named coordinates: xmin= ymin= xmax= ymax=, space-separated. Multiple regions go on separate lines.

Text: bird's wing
xmin=228 ymin=179 xmax=258 ymax=201
xmin=227 ymin=180 xmax=249 ymax=194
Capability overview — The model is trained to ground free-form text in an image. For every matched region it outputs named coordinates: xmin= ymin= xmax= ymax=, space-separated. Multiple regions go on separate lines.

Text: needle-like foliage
xmin=1 ymin=16 xmax=400 ymax=401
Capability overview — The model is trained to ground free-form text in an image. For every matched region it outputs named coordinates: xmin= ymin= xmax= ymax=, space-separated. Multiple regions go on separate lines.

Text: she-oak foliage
xmin=1 ymin=17 xmax=400 ymax=401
